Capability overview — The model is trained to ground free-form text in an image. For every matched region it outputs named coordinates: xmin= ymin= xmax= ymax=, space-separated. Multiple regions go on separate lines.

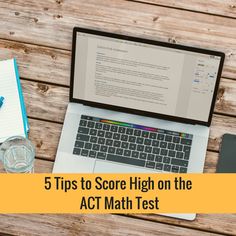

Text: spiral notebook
xmin=0 ymin=58 xmax=29 ymax=143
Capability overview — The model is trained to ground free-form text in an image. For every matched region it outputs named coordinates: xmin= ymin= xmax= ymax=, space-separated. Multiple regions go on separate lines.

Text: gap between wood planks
xmin=126 ymin=0 xmax=236 ymax=20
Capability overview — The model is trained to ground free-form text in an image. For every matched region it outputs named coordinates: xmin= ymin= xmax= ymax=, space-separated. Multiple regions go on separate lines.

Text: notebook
xmin=0 ymin=58 xmax=29 ymax=143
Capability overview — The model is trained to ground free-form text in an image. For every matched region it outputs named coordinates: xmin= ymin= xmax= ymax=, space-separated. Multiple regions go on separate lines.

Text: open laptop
xmin=53 ymin=27 xmax=225 ymax=220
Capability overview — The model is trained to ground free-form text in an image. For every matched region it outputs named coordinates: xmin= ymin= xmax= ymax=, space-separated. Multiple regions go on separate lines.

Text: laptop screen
xmin=71 ymin=28 xmax=224 ymax=125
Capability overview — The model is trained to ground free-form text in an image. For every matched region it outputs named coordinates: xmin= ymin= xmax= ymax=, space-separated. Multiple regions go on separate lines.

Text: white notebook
xmin=0 ymin=59 xmax=28 ymax=143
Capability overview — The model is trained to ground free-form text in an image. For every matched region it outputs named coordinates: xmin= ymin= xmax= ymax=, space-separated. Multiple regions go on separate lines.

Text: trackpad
xmin=94 ymin=160 xmax=157 ymax=173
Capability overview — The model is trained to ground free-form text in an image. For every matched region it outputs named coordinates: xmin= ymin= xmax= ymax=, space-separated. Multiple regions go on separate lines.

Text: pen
xmin=0 ymin=96 xmax=4 ymax=108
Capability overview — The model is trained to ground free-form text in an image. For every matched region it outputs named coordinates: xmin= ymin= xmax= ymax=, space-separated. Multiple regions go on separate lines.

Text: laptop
xmin=53 ymin=27 xmax=225 ymax=220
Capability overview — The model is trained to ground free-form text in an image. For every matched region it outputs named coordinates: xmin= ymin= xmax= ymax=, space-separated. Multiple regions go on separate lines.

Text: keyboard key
xmin=105 ymin=132 xmax=112 ymax=138
xmin=165 ymin=135 xmax=172 ymax=142
xmin=77 ymin=134 xmax=89 ymax=142
xmin=147 ymin=154 xmax=155 ymax=161
xmin=180 ymin=167 xmax=187 ymax=173
xmin=150 ymin=132 xmax=157 ymax=139
xmin=137 ymin=145 xmax=144 ymax=152
xmin=97 ymin=152 xmax=106 ymax=160
xmin=97 ymin=130 xmax=105 ymax=137
xmin=75 ymin=141 xmax=84 ymax=148
xmin=160 ymin=141 xmax=167 ymax=148
xmin=80 ymin=119 xmax=87 ymax=127
xmin=156 ymin=163 xmax=163 ymax=170
xmin=171 ymin=158 xmax=188 ymax=167
xmin=73 ymin=148 xmax=81 ymax=155
xmin=81 ymin=149 xmax=89 ymax=157
xmin=163 ymin=157 xmax=170 ymax=164
xmin=113 ymin=133 xmax=120 ymax=140
xmin=87 ymin=121 xmax=95 ymax=128
xmin=130 ymin=150 xmax=138 ymax=158
xmin=108 ymin=147 xmax=116 ymax=154
xmin=153 ymin=147 xmax=160 ymax=154
xmin=129 ymin=143 xmax=136 ymax=150
xmin=100 ymin=145 xmax=108 ymax=152
xmin=124 ymin=150 xmax=131 ymax=157
xmin=85 ymin=142 xmax=92 ymax=149
xmin=168 ymin=143 xmax=175 ymax=150
xmin=103 ymin=124 xmax=110 ymax=131
xmin=139 ymin=152 xmax=147 ymax=160
xmin=90 ymin=129 xmax=97 ymax=136
xmin=152 ymin=140 xmax=159 ymax=147
xmin=98 ymin=138 xmax=105 ymax=145
xmin=126 ymin=128 xmax=134 ymax=135
xmin=128 ymin=136 xmax=136 ymax=143
xmin=107 ymin=154 xmax=145 ymax=167
xmin=181 ymin=138 xmax=192 ymax=145
xmin=106 ymin=139 xmax=113 ymax=146
xmin=164 ymin=164 xmax=171 ymax=172
xmin=176 ymin=152 xmax=184 ymax=159
xmin=121 ymin=134 xmax=128 ymax=141
xmin=116 ymin=148 xmax=123 ymax=155
xmin=168 ymin=150 xmax=176 ymax=157
xmin=175 ymin=144 xmax=183 ymax=151
xmin=142 ymin=131 xmax=149 ymax=138
xmin=121 ymin=142 xmax=129 ymax=149
xmin=146 ymin=161 xmax=155 ymax=169
xmin=114 ymin=140 xmax=121 ymax=147
xmin=145 ymin=146 xmax=152 ymax=153
xmin=134 ymin=129 xmax=141 ymax=136
xmin=92 ymin=144 xmax=100 ymax=151
xmin=111 ymin=125 xmax=118 ymax=132
xmin=118 ymin=127 xmax=126 ymax=133
xmin=90 ymin=136 xmax=98 ymax=143
xmin=144 ymin=139 xmax=151 ymax=145
xmin=137 ymin=137 xmax=144 ymax=144
xmin=173 ymin=137 xmax=180 ymax=143
xmin=161 ymin=149 xmax=168 ymax=156
xmin=184 ymin=151 xmax=190 ymax=160
xmin=155 ymin=155 xmax=163 ymax=162
xmin=89 ymin=150 xmax=96 ymax=158
xmin=183 ymin=145 xmax=191 ymax=152
xmin=157 ymin=134 xmax=164 ymax=140
xmin=95 ymin=123 xmax=102 ymax=129
xmin=171 ymin=166 xmax=179 ymax=173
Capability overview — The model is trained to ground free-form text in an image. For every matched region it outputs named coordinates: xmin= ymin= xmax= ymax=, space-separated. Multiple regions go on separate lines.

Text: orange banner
xmin=0 ymin=173 xmax=235 ymax=213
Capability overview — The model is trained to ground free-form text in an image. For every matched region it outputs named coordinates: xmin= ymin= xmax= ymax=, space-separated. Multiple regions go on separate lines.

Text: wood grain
xmin=26 ymin=113 xmax=236 ymax=160
xmin=0 ymin=0 xmax=236 ymax=79
xmin=21 ymin=79 xmax=236 ymax=125
xmin=0 ymin=39 xmax=70 ymax=85
xmin=0 ymin=214 xmax=223 ymax=236
xmin=131 ymin=0 xmax=236 ymax=18
xmin=0 ymin=159 xmax=53 ymax=173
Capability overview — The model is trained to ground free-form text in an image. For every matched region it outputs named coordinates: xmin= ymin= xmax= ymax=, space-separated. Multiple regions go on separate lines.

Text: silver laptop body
xmin=53 ymin=27 xmax=225 ymax=220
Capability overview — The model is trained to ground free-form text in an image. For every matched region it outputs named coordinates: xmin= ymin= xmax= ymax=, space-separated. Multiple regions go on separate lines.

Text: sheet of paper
xmin=0 ymin=59 xmax=25 ymax=143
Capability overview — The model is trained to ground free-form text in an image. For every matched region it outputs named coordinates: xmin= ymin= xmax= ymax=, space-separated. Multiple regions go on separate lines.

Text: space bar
xmin=107 ymin=154 xmax=145 ymax=167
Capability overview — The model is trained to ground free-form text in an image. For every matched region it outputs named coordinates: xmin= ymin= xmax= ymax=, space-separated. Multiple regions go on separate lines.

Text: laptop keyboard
xmin=73 ymin=115 xmax=193 ymax=173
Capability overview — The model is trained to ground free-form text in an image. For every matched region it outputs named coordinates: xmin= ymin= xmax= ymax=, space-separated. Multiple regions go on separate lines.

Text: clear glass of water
xmin=0 ymin=136 xmax=35 ymax=173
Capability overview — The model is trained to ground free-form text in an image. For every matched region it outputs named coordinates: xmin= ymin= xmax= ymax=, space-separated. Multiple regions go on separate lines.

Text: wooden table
xmin=0 ymin=0 xmax=236 ymax=235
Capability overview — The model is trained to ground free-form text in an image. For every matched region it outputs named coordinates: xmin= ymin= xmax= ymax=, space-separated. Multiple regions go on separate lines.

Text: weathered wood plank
xmin=27 ymin=114 xmax=236 ymax=161
xmin=0 ymin=214 xmax=223 ymax=236
xmin=0 ymin=39 xmax=70 ymax=85
xmin=0 ymin=159 xmax=53 ymax=173
xmin=131 ymin=213 xmax=236 ymax=236
xmin=21 ymin=79 xmax=236 ymax=125
xmin=132 ymin=0 xmax=236 ymax=18
xmin=0 ymin=0 xmax=236 ymax=79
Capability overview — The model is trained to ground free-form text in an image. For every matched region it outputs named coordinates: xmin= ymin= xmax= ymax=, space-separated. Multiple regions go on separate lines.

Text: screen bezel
xmin=70 ymin=27 xmax=225 ymax=127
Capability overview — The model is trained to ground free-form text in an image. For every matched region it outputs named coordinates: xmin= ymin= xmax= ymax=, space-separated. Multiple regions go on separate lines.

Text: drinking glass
xmin=0 ymin=136 xmax=35 ymax=173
